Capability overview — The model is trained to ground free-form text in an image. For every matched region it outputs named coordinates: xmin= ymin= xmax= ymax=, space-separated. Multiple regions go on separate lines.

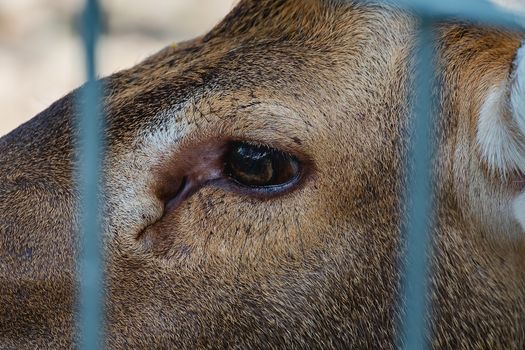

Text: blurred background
xmin=0 ymin=0 xmax=237 ymax=136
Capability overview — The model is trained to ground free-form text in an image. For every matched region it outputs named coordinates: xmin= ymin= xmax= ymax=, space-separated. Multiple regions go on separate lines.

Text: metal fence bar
xmin=77 ymin=0 xmax=104 ymax=349
xmin=398 ymin=18 xmax=435 ymax=350
xmin=385 ymin=0 xmax=525 ymax=29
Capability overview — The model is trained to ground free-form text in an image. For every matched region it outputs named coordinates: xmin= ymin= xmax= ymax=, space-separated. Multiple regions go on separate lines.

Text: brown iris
xmin=224 ymin=142 xmax=299 ymax=188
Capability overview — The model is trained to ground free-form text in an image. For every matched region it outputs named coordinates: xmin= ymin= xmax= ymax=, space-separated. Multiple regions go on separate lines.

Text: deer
xmin=1 ymin=0 xmax=525 ymax=348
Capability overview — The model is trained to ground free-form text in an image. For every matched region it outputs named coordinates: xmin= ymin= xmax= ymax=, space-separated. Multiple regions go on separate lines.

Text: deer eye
xmin=224 ymin=142 xmax=300 ymax=188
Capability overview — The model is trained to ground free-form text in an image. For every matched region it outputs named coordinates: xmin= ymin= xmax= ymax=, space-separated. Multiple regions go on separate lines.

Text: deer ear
xmin=477 ymin=41 xmax=525 ymax=177
xmin=510 ymin=43 xmax=525 ymax=232
xmin=475 ymin=41 xmax=525 ymax=232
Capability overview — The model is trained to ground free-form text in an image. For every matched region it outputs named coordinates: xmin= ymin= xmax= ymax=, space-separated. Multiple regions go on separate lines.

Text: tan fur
xmin=1 ymin=0 xmax=525 ymax=348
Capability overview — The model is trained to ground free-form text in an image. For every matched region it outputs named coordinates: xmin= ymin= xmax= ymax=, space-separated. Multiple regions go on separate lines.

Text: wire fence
xmin=75 ymin=0 xmax=524 ymax=349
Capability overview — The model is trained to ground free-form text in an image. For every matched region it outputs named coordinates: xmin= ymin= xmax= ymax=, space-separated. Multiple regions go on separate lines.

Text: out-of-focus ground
xmin=0 ymin=0 xmax=237 ymax=136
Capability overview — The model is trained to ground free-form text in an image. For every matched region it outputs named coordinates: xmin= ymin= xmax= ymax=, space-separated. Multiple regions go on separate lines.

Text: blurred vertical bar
xmin=399 ymin=18 xmax=435 ymax=350
xmin=77 ymin=0 xmax=104 ymax=349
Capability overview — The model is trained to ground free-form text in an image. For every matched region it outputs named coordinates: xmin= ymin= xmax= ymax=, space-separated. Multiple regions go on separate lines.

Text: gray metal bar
xmin=383 ymin=0 xmax=525 ymax=29
xmin=77 ymin=0 xmax=104 ymax=349
xmin=398 ymin=18 xmax=435 ymax=350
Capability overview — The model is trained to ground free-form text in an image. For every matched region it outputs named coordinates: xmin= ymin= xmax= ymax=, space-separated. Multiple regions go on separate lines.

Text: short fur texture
xmin=1 ymin=0 xmax=525 ymax=348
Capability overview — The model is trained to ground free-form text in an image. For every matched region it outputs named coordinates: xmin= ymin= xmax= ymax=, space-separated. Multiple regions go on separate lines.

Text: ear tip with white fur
xmin=476 ymin=39 xmax=525 ymax=176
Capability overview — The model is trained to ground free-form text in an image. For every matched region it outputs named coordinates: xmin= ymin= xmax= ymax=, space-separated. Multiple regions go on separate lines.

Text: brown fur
xmin=1 ymin=0 xmax=524 ymax=348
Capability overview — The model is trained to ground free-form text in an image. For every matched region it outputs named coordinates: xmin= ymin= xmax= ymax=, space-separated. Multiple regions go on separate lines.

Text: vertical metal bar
xmin=77 ymin=0 xmax=104 ymax=349
xmin=399 ymin=18 xmax=435 ymax=350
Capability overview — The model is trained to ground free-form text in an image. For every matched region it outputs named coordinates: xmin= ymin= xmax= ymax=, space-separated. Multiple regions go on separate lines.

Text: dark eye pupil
xmin=225 ymin=142 xmax=298 ymax=187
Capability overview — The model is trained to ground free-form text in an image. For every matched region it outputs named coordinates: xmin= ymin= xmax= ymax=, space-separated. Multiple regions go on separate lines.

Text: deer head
xmin=1 ymin=0 xmax=525 ymax=348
